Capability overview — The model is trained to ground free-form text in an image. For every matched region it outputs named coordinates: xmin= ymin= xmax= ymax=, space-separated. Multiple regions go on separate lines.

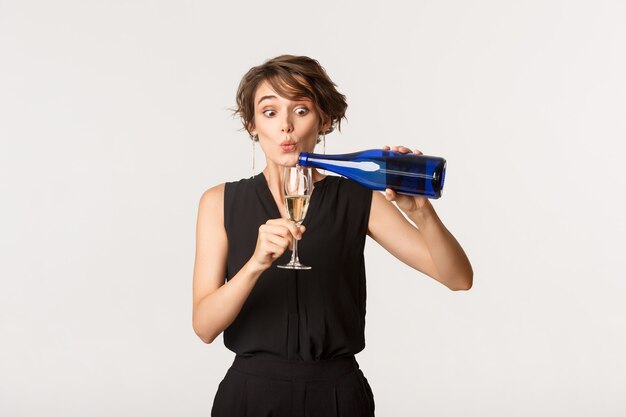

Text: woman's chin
xmin=277 ymin=154 xmax=299 ymax=167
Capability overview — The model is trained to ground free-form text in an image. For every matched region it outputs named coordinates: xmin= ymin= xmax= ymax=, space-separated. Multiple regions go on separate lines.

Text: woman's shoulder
xmin=198 ymin=183 xmax=226 ymax=212
xmin=199 ymin=176 xmax=258 ymax=207
xmin=225 ymin=175 xmax=257 ymax=188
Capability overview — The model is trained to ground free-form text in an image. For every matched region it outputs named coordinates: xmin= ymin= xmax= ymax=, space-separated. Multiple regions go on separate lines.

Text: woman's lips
xmin=280 ymin=141 xmax=296 ymax=152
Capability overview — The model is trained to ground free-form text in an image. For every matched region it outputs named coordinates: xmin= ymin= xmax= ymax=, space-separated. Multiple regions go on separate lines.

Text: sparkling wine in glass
xmin=277 ymin=166 xmax=312 ymax=270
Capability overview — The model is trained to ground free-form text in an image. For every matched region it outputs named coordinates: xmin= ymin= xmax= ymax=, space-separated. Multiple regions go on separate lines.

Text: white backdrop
xmin=1 ymin=0 xmax=625 ymax=416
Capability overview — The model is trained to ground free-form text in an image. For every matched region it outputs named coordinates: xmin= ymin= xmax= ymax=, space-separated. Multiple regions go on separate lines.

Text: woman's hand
xmin=382 ymin=145 xmax=430 ymax=214
xmin=251 ymin=218 xmax=305 ymax=271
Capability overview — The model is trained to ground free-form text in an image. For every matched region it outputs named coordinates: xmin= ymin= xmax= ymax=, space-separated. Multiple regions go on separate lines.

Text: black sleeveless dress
xmin=212 ymin=173 xmax=376 ymax=417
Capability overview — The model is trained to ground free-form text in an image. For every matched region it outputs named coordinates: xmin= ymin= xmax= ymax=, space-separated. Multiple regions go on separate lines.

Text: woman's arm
xmin=192 ymin=184 xmax=302 ymax=343
xmin=367 ymin=146 xmax=473 ymax=291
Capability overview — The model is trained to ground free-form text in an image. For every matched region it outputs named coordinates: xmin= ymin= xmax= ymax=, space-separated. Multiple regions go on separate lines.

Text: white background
xmin=1 ymin=0 xmax=625 ymax=416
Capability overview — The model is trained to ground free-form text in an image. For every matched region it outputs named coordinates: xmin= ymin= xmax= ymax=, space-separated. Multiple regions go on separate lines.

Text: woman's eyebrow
xmin=257 ymin=95 xmax=277 ymax=105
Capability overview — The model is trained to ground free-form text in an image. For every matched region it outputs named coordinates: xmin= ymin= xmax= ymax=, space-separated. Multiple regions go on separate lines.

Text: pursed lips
xmin=280 ymin=140 xmax=297 ymax=152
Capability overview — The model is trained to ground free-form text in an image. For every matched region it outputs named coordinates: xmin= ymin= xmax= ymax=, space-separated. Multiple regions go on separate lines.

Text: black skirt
xmin=211 ymin=355 xmax=375 ymax=417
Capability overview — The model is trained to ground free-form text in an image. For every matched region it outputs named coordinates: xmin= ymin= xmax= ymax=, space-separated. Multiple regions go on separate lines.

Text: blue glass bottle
xmin=298 ymin=149 xmax=447 ymax=198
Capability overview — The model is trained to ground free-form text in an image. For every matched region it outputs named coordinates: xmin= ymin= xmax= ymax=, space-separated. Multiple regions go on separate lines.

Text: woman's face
xmin=250 ymin=80 xmax=324 ymax=167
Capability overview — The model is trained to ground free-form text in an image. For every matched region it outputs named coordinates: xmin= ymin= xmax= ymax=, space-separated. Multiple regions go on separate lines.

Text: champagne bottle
xmin=297 ymin=149 xmax=447 ymax=198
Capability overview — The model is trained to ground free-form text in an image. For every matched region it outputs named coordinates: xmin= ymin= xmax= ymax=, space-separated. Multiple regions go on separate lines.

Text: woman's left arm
xmin=367 ymin=146 xmax=473 ymax=291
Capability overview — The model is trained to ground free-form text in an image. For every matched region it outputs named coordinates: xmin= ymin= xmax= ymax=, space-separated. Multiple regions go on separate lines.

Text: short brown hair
xmin=235 ymin=55 xmax=347 ymax=138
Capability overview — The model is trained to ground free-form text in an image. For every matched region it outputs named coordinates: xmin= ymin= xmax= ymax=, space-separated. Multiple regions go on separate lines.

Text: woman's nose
xmin=281 ymin=115 xmax=293 ymax=133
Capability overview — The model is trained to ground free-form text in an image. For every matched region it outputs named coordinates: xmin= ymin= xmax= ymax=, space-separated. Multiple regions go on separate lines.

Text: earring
xmin=317 ymin=132 xmax=327 ymax=175
xmin=251 ymin=134 xmax=258 ymax=178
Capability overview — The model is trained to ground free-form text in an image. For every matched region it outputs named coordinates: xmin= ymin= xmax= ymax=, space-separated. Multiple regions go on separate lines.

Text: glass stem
xmin=291 ymin=234 xmax=300 ymax=264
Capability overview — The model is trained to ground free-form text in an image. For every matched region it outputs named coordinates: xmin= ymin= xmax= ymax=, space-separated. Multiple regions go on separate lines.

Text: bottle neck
xmin=298 ymin=151 xmax=359 ymax=166
xmin=298 ymin=152 xmax=381 ymax=172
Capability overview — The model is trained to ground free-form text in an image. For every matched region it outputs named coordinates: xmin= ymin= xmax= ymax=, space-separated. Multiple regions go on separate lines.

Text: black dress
xmin=211 ymin=173 xmax=376 ymax=417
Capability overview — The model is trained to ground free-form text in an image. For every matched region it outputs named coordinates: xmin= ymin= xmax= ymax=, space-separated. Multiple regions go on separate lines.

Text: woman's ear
xmin=247 ymin=122 xmax=256 ymax=137
xmin=319 ymin=116 xmax=331 ymax=134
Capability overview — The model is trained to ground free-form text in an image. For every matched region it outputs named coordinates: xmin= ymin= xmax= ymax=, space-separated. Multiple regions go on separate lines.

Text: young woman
xmin=192 ymin=55 xmax=473 ymax=417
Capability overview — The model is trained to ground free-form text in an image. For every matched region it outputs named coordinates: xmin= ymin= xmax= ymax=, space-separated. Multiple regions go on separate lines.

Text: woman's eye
xmin=263 ymin=110 xmax=276 ymax=117
xmin=295 ymin=107 xmax=309 ymax=116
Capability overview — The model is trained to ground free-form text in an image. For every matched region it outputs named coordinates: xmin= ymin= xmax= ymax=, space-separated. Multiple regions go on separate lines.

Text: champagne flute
xmin=277 ymin=165 xmax=313 ymax=270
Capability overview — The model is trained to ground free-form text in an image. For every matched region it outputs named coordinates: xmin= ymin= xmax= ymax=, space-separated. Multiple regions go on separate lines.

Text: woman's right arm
xmin=191 ymin=184 xmax=303 ymax=344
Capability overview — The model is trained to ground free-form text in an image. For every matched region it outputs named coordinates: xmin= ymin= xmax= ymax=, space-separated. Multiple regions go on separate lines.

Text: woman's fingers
xmin=254 ymin=226 xmax=289 ymax=268
xmin=258 ymin=226 xmax=295 ymax=252
xmin=265 ymin=218 xmax=305 ymax=240
xmin=260 ymin=224 xmax=291 ymax=240
xmin=386 ymin=145 xmax=411 ymax=153
xmin=384 ymin=188 xmax=396 ymax=201
xmin=262 ymin=230 xmax=291 ymax=248
xmin=382 ymin=145 xmax=423 ymax=155
xmin=264 ymin=242 xmax=287 ymax=260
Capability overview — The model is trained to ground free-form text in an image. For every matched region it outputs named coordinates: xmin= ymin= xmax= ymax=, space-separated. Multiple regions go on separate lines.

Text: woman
xmin=192 ymin=55 xmax=473 ymax=417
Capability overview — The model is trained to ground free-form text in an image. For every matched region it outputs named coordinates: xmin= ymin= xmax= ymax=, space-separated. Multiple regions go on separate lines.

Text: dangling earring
xmin=318 ymin=132 xmax=327 ymax=175
xmin=251 ymin=135 xmax=258 ymax=178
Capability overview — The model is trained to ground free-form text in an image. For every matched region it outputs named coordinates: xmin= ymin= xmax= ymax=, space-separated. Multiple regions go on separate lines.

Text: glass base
xmin=277 ymin=262 xmax=312 ymax=270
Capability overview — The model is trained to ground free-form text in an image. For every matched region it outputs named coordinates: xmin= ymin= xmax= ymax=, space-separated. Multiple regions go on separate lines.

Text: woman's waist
xmin=230 ymin=354 xmax=360 ymax=381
